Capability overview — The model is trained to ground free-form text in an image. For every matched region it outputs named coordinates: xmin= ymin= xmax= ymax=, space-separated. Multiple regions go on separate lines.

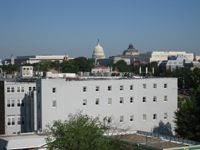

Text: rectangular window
xmin=120 ymin=85 xmax=123 ymax=91
xmin=11 ymin=87 xmax=15 ymax=92
xmin=7 ymin=115 xmax=15 ymax=126
xmin=164 ymin=96 xmax=167 ymax=102
xmin=17 ymin=115 xmax=25 ymax=125
xmin=120 ymin=97 xmax=124 ymax=104
xmin=153 ymin=84 xmax=157 ymax=88
xmin=164 ymin=84 xmax=167 ymax=89
xmin=83 ymin=99 xmax=87 ymax=106
xmin=83 ymin=86 xmax=87 ymax=92
xmin=33 ymin=87 xmax=36 ymax=91
xmin=7 ymin=87 xmax=10 ymax=93
xmin=130 ymin=85 xmax=133 ymax=91
xmin=143 ymin=97 xmax=146 ymax=102
xmin=153 ymin=114 xmax=157 ymax=120
xmin=143 ymin=84 xmax=146 ymax=89
xmin=21 ymin=87 xmax=24 ymax=92
xmin=95 ymin=86 xmax=99 ymax=91
xmin=17 ymin=87 xmax=20 ymax=92
xmin=120 ymin=116 xmax=124 ymax=123
xmin=52 ymin=100 xmax=57 ymax=108
xmin=153 ymin=96 xmax=157 ymax=102
xmin=108 ymin=98 xmax=112 ymax=104
xmin=11 ymin=100 xmax=15 ymax=107
xmin=29 ymin=87 xmax=32 ymax=91
xmin=17 ymin=99 xmax=24 ymax=107
xmin=164 ymin=113 xmax=167 ymax=119
xmin=130 ymin=97 xmax=133 ymax=103
xmin=130 ymin=115 xmax=134 ymax=122
xmin=7 ymin=99 xmax=11 ymax=107
xmin=95 ymin=98 xmax=99 ymax=105
xmin=108 ymin=86 xmax=112 ymax=91
xmin=143 ymin=114 xmax=146 ymax=121
xmin=52 ymin=87 xmax=56 ymax=93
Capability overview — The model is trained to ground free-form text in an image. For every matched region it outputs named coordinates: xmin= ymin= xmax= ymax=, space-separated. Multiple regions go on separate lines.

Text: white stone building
xmin=138 ymin=51 xmax=194 ymax=63
xmin=92 ymin=39 xmax=105 ymax=59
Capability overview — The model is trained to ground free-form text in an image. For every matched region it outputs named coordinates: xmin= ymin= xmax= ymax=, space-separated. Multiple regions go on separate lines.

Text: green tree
xmin=46 ymin=112 xmax=133 ymax=150
xmin=185 ymin=68 xmax=200 ymax=89
xmin=73 ymin=57 xmax=94 ymax=73
xmin=174 ymin=85 xmax=200 ymax=141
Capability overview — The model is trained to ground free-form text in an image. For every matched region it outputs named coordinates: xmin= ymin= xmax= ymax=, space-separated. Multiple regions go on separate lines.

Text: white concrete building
xmin=138 ymin=51 xmax=194 ymax=63
xmin=20 ymin=66 xmax=34 ymax=77
xmin=35 ymin=77 xmax=177 ymax=134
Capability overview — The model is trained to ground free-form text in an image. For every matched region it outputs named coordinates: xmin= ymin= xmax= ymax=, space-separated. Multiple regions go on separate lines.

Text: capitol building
xmin=92 ymin=39 xmax=105 ymax=59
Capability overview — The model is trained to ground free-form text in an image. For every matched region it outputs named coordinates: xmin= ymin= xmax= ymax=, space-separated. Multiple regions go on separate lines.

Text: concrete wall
xmin=37 ymin=78 xmax=177 ymax=134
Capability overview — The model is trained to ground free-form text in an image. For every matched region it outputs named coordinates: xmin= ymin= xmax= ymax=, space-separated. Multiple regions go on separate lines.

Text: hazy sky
xmin=0 ymin=0 xmax=200 ymax=60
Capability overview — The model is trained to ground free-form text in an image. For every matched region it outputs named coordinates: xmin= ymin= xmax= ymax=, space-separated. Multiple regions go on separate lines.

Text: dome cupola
xmin=92 ymin=39 xmax=105 ymax=58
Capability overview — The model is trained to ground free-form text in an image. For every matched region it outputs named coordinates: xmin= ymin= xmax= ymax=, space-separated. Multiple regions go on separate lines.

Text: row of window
xmin=104 ymin=113 xmax=168 ymax=123
xmin=7 ymin=115 xmax=25 ymax=126
xmin=7 ymin=86 xmax=36 ymax=93
xmin=51 ymin=96 xmax=168 ymax=108
xmin=7 ymin=99 xmax=24 ymax=107
xmin=51 ymin=83 xmax=168 ymax=94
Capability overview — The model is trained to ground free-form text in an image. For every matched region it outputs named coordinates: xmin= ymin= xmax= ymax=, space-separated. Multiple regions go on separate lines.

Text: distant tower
xmin=64 ymin=54 xmax=69 ymax=61
xmin=11 ymin=54 xmax=15 ymax=65
xmin=194 ymin=53 xmax=196 ymax=61
xmin=92 ymin=39 xmax=105 ymax=58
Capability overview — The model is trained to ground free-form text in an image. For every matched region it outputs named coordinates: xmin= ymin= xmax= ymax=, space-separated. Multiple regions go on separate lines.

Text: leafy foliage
xmin=174 ymin=85 xmax=200 ymax=141
xmin=46 ymin=112 xmax=134 ymax=150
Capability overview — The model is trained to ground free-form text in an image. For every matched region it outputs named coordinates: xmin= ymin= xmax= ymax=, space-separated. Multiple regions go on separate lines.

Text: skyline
xmin=0 ymin=0 xmax=200 ymax=60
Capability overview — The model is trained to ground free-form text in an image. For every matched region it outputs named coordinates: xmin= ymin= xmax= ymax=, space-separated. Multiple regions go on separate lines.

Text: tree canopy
xmin=46 ymin=112 xmax=134 ymax=150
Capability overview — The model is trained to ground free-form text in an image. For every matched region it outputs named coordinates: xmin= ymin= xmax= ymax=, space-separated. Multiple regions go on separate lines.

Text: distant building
xmin=20 ymin=66 xmax=34 ymax=77
xmin=137 ymin=51 xmax=194 ymax=63
xmin=3 ymin=54 xmax=72 ymax=65
xmin=10 ymin=54 xmax=14 ymax=65
xmin=92 ymin=39 xmax=105 ymax=59
xmin=122 ymin=43 xmax=139 ymax=56
xmin=157 ymin=55 xmax=189 ymax=72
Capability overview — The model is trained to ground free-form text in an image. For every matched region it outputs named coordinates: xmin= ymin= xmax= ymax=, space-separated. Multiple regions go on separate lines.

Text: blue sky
xmin=0 ymin=0 xmax=200 ymax=60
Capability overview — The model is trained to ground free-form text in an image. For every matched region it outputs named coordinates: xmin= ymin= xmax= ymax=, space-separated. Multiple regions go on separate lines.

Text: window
xmin=120 ymin=97 xmax=124 ymax=104
xmin=130 ymin=97 xmax=133 ymax=103
xmin=143 ymin=84 xmax=146 ymax=89
xmin=130 ymin=115 xmax=134 ymax=122
xmin=164 ymin=84 xmax=167 ymax=89
xmin=164 ymin=113 xmax=167 ymax=119
xmin=29 ymin=87 xmax=32 ymax=91
xmin=143 ymin=97 xmax=146 ymax=102
xmin=17 ymin=87 xmax=20 ymax=92
xmin=83 ymin=99 xmax=87 ymax=106
xmin=11 ymin=87 xmax=14 ymax=92
xmin=7 ymin=87 xmax=11 ymax=93
xmin=83 ymin=86 xmax=87 ymax=92
xmin=153 ymin=84 xmax=157 ymax=88
xmin=7 ymin=115 xmax=15 ymax=126
xmin=153 ymin=96 xmax=157 ymax=102
xmin=108 ymin=98 xmax=112 ymax=104
xmin=52 ymin=87 xmax=56 ymax=93
xmin=21 ymin=87 xmax=24 ymax=92
xmin=95 ymin=98 xmax=99 ymax=105
xmin=130 ymin=85 xmax=133 ymax=91
xmin=120 ymin=116 xmax=124 ymax=123
xmin=7 ymin=99 xmax=11 ymax=107
xmin=95 ymin=86 xmax=99 ymax=91
xmin=17 ymin=99 xmax=24 ymax=107
xmin=33 ymin=87 xmax=36 ymax=91
xmin=143 ymin=114 xmax=146 ymax=121
xmin=153 ymin=114 xmax=157 ymax=120
xmin=164 ymin=96 xmax=167 ymax=102
xmin=120 ymin=85 xmax=123 ymax=91
xmin=108 ymin=86 xmax=112 ymax=91
xmin=17 ymin=115 xmax=25 ymax=125
xmin=52 ymin=100 xmax=57 ymax=108
xmin=11 ymin=100 xmax=15 ymax=107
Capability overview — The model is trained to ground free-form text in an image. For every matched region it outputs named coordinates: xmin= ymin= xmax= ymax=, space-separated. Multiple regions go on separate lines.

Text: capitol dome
xmin=92 ymin=39 xmax=105 ymax=58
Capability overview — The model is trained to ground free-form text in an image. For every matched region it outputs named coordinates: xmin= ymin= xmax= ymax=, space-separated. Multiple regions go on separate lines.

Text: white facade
xmin=36 ymin=78 xmax=177 ymax=134
xmin=0 ymin=81 xmax=36 ymax=135
xmin=138 ymin=51 xmax=194 ymax=62
xmin=92 ymin=40 xmax=105 ymax=59
xmin=20 ymin=66 xmax=34 ymax=77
